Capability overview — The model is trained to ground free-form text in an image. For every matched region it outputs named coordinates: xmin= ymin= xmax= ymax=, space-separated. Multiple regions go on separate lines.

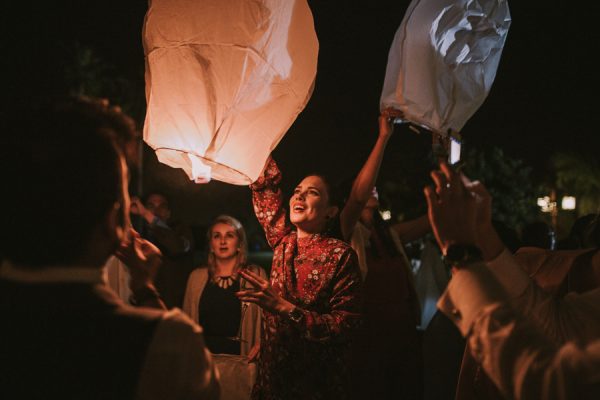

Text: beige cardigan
xmin=183 ymin=265 xmax=266 ymax=356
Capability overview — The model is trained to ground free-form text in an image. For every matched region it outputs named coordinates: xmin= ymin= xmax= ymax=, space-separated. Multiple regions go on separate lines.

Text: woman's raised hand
xmin=379 ymin=107 xmax=404 ymax=139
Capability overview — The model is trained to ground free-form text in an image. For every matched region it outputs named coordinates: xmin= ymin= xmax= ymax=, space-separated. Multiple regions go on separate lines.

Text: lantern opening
xmin=189 ymin=154 xmax=212 ymax=184
xmin=154 ymin=148 xmax=253 ymax=185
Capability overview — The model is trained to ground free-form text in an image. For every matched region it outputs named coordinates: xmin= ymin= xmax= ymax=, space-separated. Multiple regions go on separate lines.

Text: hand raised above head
xmin=425 ymin=161 xmax=505 ymax=261
xmin=379 ymin=107 xmax=404 ymax=139
xmin=424 ymin=161 xmax=478 ymax=253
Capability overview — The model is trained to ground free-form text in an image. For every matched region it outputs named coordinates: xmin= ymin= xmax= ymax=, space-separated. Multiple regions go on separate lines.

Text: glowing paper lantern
xmin=381 ymin=0 xmax=511 ymax=136
xmin=143 ymin=0 xmax=318 ymax=184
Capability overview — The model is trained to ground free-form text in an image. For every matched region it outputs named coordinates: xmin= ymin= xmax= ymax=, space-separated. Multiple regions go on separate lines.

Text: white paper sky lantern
xmin=143 ymin=0 xmax=318 ymax=184
xmin=381 ymin=0 xmax=511 ymax=136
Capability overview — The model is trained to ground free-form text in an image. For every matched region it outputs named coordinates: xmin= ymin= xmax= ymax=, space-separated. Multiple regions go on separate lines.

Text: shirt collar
xmin=0 ymin=260 xmax=105 ymax=285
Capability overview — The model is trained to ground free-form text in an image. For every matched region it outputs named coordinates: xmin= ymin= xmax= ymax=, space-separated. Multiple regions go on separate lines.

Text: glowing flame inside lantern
xmin=189 ymin=155 xmax=212 ymax=184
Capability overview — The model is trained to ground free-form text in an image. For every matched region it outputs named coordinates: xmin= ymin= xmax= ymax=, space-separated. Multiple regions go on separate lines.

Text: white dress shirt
xmin=438 ymin=250 xmax=600 ymax=400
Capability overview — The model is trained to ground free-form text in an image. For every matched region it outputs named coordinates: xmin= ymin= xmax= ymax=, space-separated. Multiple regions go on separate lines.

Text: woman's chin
xmin=290 ymin=215 xmax=304 ymax=226
xmin=292 ymin=221 xmax=326 ymax=236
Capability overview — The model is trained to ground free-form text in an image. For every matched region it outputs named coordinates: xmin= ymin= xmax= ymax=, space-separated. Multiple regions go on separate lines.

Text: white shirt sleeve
xmin=437 ymin=256 xmax=600 ymax=400
xmin=469 ymin=304 xmax=600 ymax=400
xmin=485 ymin=249 xmax=530 ymax=299
xmin=135 ymin=309 xmax=220 ymax=400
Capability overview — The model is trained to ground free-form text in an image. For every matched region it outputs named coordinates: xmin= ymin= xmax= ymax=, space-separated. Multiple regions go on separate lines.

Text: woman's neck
xmin=296 ymin=221 xmax=328 ymax=239
xmin=214 ymin=257 xmax=238 ymax=276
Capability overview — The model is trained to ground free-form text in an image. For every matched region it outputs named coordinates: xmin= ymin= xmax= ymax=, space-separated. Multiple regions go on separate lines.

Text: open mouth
xmin=292 ymin=203 xmax=306 ymax=212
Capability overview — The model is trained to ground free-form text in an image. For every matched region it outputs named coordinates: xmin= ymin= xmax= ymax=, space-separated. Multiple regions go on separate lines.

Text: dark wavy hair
xmin=0 ymin=97 xmax=132 ymax=267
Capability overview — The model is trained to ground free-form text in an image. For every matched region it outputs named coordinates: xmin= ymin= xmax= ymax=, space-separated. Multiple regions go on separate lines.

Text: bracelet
xmin=129 ymin=285 xmax=162 ymax=306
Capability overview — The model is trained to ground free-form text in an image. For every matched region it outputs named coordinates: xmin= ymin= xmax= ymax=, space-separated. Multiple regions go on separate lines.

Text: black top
xmin=198 ymin=278 xmax=242 ymax=355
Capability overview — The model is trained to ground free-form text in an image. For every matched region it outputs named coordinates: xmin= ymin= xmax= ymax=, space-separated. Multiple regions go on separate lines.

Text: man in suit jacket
xmin=0 ymin=98 xmax=220 ymax=399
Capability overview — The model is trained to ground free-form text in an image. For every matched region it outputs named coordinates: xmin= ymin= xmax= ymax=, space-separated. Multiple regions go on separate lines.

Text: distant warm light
xmin=537 ymin=196 xmax=556 ymax=213
xmin=561 ymin=196 xmax=576 ymax=210
xmin=380 ymin=210 xmax=392 ymax=221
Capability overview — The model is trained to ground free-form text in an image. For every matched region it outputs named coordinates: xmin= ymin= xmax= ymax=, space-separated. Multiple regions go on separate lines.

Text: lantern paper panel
xmin=380 ymin=0 xmax=511 ymax=136
xmin=143 ymin=0 xmax=318 ymax=184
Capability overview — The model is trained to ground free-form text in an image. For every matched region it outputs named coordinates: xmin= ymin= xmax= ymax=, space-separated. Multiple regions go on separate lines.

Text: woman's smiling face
xmin=289 ymin=175 xmax=337 ymax=236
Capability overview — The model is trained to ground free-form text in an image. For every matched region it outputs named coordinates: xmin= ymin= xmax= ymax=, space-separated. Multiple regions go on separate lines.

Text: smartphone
xmin=432 ymin=134 xmax=462 ymax=168
xmin=449 ymin=136 xmax=461 ymax=165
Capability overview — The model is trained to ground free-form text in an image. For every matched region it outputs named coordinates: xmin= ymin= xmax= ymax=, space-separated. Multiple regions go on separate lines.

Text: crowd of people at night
xmin=0 ymin=95 xmax=598 ymax=400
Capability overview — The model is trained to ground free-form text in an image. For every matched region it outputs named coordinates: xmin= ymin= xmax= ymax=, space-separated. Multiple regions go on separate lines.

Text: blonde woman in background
xmin=183 ymin=215 xmax=266 ymax=356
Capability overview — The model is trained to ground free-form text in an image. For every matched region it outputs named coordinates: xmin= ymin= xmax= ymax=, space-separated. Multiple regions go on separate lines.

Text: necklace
xmin=215 ymin=275 xmax=236 ymax=289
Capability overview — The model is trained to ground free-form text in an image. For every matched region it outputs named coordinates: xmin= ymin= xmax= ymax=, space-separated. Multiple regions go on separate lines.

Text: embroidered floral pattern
xmin=249 ymin=158 xmax=362 ymax=400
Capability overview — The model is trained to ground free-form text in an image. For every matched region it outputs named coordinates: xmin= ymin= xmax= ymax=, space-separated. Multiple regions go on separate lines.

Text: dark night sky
xmin=3 ymin=1 xmax=599 ymax=230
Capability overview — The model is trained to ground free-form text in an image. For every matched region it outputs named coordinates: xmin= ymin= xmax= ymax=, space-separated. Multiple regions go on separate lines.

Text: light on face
xmin=561 ymin=196 xmax=576 ymax=210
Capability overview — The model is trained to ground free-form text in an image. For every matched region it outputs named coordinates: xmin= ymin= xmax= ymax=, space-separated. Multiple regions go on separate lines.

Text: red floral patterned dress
xmin=250 ymin=158 xmax=363 ymax=400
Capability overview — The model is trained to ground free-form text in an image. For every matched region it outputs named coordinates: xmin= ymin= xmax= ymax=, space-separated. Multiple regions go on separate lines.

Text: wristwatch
xmin=442 ymin=244 xmax=483 ymax=268
xmin=287 ymin=306 xmax=304 ymax=324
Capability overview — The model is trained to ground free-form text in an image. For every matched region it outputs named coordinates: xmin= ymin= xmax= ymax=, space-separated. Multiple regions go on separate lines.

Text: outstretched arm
xmin=339 ymin=108 xmax=402 ymax=241
xmin=250 ymin=157 xmax=292 ymax=248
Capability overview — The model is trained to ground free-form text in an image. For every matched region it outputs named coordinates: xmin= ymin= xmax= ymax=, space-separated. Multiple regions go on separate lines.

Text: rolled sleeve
xmin=438 ymin=261 xmax=507 ymax=336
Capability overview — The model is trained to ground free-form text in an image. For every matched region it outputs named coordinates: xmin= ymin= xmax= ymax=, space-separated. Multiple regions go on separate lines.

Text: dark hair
xmin=0 ymin=97 xmax=130 ymax=267
xmin=302 ymin=173 xmax=343 ymax=209
xmin=299 ymin=173 xmax=343 ymax=236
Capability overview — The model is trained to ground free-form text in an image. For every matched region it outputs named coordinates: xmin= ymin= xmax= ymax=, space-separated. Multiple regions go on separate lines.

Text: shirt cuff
xmin=438 ymin=262 xmax=508 ymax=336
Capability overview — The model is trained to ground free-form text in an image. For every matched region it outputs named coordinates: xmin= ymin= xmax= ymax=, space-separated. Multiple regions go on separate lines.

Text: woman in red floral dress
xmin=237 ymin=158 xmax=363 ymax=400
